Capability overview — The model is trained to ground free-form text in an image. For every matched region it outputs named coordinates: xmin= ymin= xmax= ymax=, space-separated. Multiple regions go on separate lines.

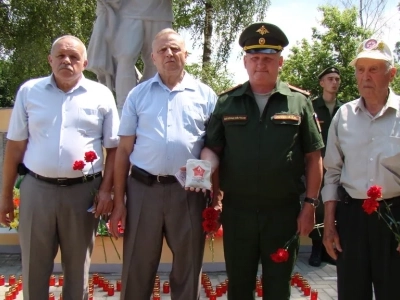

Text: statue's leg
xmin=113 ymin=18 xmax=143 ymax=113
xmin=140 ymin=20 xmax=173 ymax=83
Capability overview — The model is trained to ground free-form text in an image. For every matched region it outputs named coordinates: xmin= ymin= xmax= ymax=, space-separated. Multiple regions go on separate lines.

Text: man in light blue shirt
xmin=109 ymin=28 xmax=217 ymax=299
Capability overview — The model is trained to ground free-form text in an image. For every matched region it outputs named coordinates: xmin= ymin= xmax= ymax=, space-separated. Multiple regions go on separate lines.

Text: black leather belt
xmin=28 ymin=170 xmax=102 ymax=187
xmin=151 ymin=174 xmax=177 ymax=184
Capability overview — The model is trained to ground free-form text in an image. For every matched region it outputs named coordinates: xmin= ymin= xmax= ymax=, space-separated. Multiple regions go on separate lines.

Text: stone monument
xmin=87 ymin=0 xmax=173 ymax=114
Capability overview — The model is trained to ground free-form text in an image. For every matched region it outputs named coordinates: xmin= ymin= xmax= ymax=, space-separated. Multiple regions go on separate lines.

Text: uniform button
xmin=371 ymin=138 xmax=375 ymax=141
xmin=370 ymin=158 xmax=373 ymax=161
xmin=370 ymin=179 xmax=373 ymax=182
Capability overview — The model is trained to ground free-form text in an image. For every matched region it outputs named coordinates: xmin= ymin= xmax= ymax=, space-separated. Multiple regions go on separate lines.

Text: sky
xmin=183 ymin=0 xmax=400 ymax=84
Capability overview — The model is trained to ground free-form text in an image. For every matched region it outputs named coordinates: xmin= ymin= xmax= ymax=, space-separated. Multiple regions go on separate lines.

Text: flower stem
xmin=101 ymin=234 xmax=107 ymax=263
xmin=109 ymin=235 xmax=121 ymax=260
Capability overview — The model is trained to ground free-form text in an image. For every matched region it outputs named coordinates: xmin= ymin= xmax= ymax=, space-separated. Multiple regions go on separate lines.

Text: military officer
xmin=201 ymin=22 xmax=324 ymax=300
xmin=308 ymin=66 xmax=343 ymax=267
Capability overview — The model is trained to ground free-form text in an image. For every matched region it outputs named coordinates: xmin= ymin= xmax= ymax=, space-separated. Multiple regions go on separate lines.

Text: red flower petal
xmin=270 ymin=248 xmax=289 ymax=263
xmin=367 ymin=185 xmax=382 ymax=200
xmin=84 ymin=151 xmax=98 ymax=163
xmin=202 ymin=207 xmax=219 ymax=220
xmin=202 ymin=220 xmax=219 ymax=233
xmin=72 ymin=160 xmax=86 ymax=171
xmin=362 ymin=198 xmax=379 ymax=215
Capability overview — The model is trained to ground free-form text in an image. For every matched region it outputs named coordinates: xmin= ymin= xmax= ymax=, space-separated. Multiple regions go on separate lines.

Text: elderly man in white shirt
xmin=0 ymin=35 xmax=119 ymax=300
xmin=109 ymin=28 xmax=217 ymax=300
xmin=322 ymin=39 xmax=399 ymax=300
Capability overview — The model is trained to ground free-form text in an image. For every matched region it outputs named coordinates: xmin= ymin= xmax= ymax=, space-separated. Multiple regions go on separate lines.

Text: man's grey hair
xmin=152 ymin=28 xmax=185 ymax=50
xmin=51 ymin=35 xmax=87 ymax=60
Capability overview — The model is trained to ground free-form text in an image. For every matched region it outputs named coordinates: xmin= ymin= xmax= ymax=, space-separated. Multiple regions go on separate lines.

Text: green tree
xmin=280 ymin=5 xmax=371 ymax=101
xmin=0 ymin=0 xmax=97 ymax=106
xmin=174 ymin=0 xmax=270 ymax=87
xmin=0 ymin=59 xmax=14 ymax=107
xmin=185 ymin=62 xmax=234 ymax=94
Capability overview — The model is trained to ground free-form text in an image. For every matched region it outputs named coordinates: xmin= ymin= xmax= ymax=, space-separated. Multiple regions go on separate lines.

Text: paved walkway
xmin=0 ymin=252 xmax=338 ymax=299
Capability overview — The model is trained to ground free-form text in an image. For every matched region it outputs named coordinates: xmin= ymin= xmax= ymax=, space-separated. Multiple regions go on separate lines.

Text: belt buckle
xmin=57 ymin=178 xmax=68 ymax=187
xmin=157 ymin=175 xmax=167 ymax=183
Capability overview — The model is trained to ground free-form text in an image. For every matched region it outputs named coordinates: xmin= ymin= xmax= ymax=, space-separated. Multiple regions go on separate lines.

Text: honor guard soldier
xmin=201 ymin=22 xmax=324 ymax=300
xmin=308 ymin=66 xmax=343 ymax=267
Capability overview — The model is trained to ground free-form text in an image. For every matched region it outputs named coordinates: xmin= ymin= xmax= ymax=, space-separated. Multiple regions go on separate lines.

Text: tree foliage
xmin=0 ymin=0 xmax=97 ymax=105
xmin=338 ymin=0 xmax=388 ymax=31
xmin=281 ymin=5 xmax=379 ymax=101
xmin=185 ymin=62 xmax=234 ymax=94
xmin=173 ymin=0 xmax=270 ymax=66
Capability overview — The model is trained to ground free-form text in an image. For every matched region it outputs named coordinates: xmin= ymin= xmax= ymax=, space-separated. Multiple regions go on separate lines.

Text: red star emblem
xmin=193 ymin=166 xmax=205 ymax=177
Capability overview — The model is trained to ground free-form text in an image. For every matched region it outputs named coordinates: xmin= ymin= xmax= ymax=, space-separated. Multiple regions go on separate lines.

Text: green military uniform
xmin=308 ymin=95 xmax=343 ymax=243
xmin=206 ymin=79 xmax=324 ymax=299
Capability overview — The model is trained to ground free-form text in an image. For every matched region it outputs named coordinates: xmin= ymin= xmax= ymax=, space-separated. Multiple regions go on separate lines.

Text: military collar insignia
xmin=256 ymin=25 xmax=269 ymax=36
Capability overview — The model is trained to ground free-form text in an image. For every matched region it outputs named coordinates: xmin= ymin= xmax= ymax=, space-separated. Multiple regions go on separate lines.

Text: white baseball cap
xmin=349 ymin=38 xmax=394 ymax=67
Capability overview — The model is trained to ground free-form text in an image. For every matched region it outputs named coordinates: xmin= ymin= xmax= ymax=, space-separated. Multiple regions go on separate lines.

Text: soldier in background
xmin=308 ymin=66 xmax=343 ymax=267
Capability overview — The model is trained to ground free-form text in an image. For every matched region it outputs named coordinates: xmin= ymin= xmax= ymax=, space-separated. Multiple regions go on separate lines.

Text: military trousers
xmin=221 ymin=201 xmax=300 ymax=300
xmin=336 ymin=198 xmax=400 ymax=300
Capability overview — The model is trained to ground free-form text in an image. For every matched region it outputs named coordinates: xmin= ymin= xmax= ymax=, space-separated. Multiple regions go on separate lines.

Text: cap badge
xmin=256 ymin=25 xmax=269 ymax=35
xmin=363 ymin=39 xmax=378 ymax=50
xmin=331 ymin=68 xmax=335 ymax=72
xmin=259 ymin=38 xmax=266 ymax=45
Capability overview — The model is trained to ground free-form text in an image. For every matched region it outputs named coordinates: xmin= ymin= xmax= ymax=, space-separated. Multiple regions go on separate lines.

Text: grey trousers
xmin=121 ymin=177 xmax=206 ymax=300
xmin=19 ymin=174 xmax=101 ymax=300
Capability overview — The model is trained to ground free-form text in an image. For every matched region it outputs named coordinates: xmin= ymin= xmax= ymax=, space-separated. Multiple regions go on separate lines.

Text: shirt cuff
xmin=321 ymin=183 xmax=339 ymax=202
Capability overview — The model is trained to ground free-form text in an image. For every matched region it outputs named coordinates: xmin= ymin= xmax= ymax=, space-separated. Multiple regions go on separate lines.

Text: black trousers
xmin=336 ymin=198 xmax=400 ymax=300
xmin=221 ymin=202 xmax=300 ymax=300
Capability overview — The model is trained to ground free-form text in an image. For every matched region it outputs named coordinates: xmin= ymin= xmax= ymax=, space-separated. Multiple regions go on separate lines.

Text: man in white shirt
xmin=0 ymin=35 xmax=120 ymax=300
xmin=322 ymin=39 xmax=399 ymax=300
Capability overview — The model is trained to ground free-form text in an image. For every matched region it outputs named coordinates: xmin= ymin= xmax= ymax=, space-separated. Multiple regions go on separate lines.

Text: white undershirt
xmin=254 ymin=92 xmax=272 ymax=116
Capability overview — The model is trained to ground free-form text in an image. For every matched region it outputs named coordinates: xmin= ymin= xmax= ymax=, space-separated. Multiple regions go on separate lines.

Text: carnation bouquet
xmin=202 ymin=206 xmax=222 ymax=261
xmin=73 ymin=151 xmax=121 ymax=262
xmin=362 ymin=185 xmax=400 ymax=252
xmin=8 ymin=188 xmax=20 ymax=230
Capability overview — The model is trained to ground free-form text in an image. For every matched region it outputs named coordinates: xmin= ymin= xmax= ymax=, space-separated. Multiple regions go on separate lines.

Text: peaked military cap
xmin=239 ymin=22 xmax=289 ymax=54
xmin=317 ymin=66 xmax=340 ymax=80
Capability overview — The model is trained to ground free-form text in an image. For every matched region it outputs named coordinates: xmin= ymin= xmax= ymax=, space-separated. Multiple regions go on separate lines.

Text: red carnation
xmin=84 ymin=151 xmax=98 ymax=163
xmin=270 ymin=248 xmax=289 ymax=263
xmin=202 ymin=207 xmax=219 ymax=220
xmin=202 ymin=220 xmax=219 ymax=233
xmin=367 ymin=185 xmax=382 ymax=200
xmin=73 ymin=160 xmax=86 ymax=171
xmin=362 ymin=197 xmax=379 ymax=215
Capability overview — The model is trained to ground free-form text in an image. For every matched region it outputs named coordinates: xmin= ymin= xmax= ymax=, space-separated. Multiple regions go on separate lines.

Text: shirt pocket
xmin=182 ymin=104 xmax=206 ymax=136
xmin=78 ymin=108 xmax=103 ymax=136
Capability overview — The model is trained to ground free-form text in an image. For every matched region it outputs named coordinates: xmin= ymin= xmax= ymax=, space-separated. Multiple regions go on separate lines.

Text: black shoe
xmin=321 ymin=248 xmax=336 ymax=265
xmin=308 ymin=245 xmax=322 ymax=267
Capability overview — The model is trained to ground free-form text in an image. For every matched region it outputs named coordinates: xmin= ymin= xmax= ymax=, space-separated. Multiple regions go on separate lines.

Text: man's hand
xmin=297 ymin=203 xmax=315 ymax=236
xmin=108 ymin=203 xmax=126 ymax=239
xmin=0 ymin=195 xmax=14 ymax=227
xmin=94 ymin=190 xmax=114 ymax=218
xmin=180 ymin=166 xmax=208 ymax=193
xmin=323 ymin=220 xmax=342 ymax=260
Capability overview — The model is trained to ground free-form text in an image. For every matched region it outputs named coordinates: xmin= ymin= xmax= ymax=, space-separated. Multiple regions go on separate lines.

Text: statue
xmin=87 ymin=0 xmax=173 ymax=114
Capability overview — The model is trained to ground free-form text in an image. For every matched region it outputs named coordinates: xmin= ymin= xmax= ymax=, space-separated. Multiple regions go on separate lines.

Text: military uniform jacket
xmin=205 ymin=80 xmax=324 ymax=207
xmin=312 ymin=96 xmax=343 ymax=157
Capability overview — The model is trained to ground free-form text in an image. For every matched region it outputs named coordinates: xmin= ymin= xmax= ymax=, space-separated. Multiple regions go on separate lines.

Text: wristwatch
xmin=304 ymin=197 xmax=320 ymax=208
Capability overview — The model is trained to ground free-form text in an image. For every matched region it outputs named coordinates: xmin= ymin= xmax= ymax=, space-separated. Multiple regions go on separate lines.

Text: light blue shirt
xmin=7 ymin=75 xmax=120 ymax=178
xmin=119 ymin=72 xmax=217 ymax=175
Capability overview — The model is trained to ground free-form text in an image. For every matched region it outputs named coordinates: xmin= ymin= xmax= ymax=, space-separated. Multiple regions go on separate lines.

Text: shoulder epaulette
xmin=218 ymin=84 xmax=243 ymax=96
xmin=288 ymin=84 xmax=310 ymax=97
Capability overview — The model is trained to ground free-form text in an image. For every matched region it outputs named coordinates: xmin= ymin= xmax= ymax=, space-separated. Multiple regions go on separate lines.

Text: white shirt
xmin=120 ymin=0 xmax=173 ymax=21
xmin=7 ymin=75 xmax=120 ymax=178
xmin=118 ymin=72 xmax=217 ymax=175
xmin=322 ymin=90 xmax=400 ymax=201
